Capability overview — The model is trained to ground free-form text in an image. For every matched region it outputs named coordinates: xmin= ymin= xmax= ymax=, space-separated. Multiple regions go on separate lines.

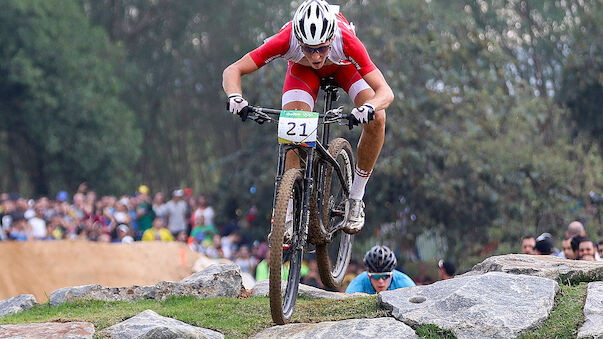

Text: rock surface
xmin=0 ymin=294 xmax=36 ymax=317
xmin=252 ymin=317 xmax=417 ymax=338
xmin=578 ymin=281 xmax=603 ymax=338
xmin=49 ymin=264 xmax=242 ymax=306
xmin=464 ymin=254 xmax=603 ymax=282
xmin=98 ymin=309 xmax=223 ymax=339
xmin=379 ymin=272 xmax=558 ymax=339
xmin=251 ymin=280 xmax=366 ymax=299
xmin=0 ymin=322 xmax=94 ymax=338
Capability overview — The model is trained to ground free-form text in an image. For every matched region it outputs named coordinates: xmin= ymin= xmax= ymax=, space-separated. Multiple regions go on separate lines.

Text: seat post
xmin=320 ymin=77 xmax=339 ymax=145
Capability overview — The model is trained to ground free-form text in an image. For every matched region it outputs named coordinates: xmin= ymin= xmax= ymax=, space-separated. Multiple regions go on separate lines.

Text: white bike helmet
xmin=292 ymin=0 xmax=337 ymax=45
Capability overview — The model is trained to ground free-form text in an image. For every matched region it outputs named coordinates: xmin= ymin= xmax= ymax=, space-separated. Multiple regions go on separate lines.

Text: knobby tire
xmin=315 ymin=138 xmax=355 ymax=289
xmin=269 ymin=168 xmax=304 ymax=324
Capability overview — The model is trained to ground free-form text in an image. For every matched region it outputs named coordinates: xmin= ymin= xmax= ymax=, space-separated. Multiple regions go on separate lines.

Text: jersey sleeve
xmin=345 ymin=272 xmax=375 ymax=294
xmin=391 ymin=271 xmax=417 ymax=289
xmin=341 ymin=27 xmax=377 ymax=76
xmin=249 ymin=23 xmax=293 ymax=68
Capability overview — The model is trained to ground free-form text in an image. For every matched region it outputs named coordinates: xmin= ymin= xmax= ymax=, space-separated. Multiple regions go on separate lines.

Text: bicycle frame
xmin=271 ymin=80 xmax=351 ymax=249
xmin=245 ymin=78 xmax=356 ymax=324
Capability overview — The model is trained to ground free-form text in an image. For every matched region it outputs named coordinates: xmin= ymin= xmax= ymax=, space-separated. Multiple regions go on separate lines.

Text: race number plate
xmin=278 ymin=110 xmax=319 ymax=147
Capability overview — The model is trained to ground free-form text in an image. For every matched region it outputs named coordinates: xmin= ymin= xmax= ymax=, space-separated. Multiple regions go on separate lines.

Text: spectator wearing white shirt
xmin=165 ymin=189 xmax=188 ymax=237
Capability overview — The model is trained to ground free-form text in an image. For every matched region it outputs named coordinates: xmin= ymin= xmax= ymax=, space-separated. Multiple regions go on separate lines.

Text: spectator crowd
xmin=521 ymin=221 xmax=603 ymax=262
xmin=0 ymin=184 xmax=369 ymax=291
xmin=1 ymin=183 xmax=600 ymax=294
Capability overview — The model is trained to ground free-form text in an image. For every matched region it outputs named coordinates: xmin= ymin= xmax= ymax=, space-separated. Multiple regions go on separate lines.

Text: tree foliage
xmin=0 ymin=0 xmax=140 ymax=195
xmin=1 ymin=0 xmax=601 ymax=266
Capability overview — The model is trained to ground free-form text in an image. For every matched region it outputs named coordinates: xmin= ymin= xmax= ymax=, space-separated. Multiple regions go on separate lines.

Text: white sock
xmin=349 ymin=166 xmax=372 ymax=200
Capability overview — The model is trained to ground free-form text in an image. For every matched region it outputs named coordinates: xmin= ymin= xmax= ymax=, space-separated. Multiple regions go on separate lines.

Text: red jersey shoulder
xmin=336 ymin=16 xmax=376 ymax=75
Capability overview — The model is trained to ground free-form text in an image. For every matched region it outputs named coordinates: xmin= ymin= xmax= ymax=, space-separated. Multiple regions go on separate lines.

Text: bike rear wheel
xmin=316 ymin=138 xmax=354 ymax=289
xmin=269 ymin=168 xmax=304 ymax=324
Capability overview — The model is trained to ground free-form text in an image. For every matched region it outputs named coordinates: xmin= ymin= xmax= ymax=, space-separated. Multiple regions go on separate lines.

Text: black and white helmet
xmin=363 ymin=245 xmax=397 ymax=273
xmin=292 ymin=0 xmax=337 ymax=45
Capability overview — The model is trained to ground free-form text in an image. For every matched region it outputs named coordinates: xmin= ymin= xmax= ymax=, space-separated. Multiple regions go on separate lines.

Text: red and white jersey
xmin=249 ymin=13 xmax=377 ymax=76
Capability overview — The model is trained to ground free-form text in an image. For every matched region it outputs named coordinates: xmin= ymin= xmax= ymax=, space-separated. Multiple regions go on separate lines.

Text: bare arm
xmin=361 ymin=69 xmax=394 ymax=111
xmin=222 ymin=53 xmax=260 ymax=96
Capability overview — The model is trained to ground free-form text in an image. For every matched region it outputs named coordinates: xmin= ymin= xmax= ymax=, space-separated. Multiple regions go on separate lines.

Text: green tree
xmin=0 ymin=0 xmax=141 ymax=196
xmin=558 ymin=1 xmax=603 ymax=151
xmin=343 ymin=0 xmax=602 ymax=265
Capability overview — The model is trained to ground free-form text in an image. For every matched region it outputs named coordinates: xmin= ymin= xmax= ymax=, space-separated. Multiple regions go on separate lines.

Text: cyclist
xmin=345 ymin=245 xmax=415 ymax=294
xmin=222 ymin=0 xmax=394 ymax=234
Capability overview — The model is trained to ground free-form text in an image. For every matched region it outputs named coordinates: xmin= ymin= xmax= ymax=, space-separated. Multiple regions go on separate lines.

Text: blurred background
xmin=1 ymin=0 xmax=602 ymax=273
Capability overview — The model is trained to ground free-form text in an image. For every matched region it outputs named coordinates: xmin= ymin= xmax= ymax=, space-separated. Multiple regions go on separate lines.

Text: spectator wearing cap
xmin=346 ymin=245 xmax=415 ymax=294
xmin=135 ymin=185 xmax=155 ymax=238
xmin=438 ymin=260 xmax=456 ymax=280
xmin=165 ymin=189 xmax=188 ymax=238
xmin=533 ymin=233 xmax=555 ymax=255
xmin=56 ymin=191 xmax=69 ymax=203
xmin=114 ymin=224 xmax=134 ymax=243
xmin=521 ymin=236 xmax=536 ymax=255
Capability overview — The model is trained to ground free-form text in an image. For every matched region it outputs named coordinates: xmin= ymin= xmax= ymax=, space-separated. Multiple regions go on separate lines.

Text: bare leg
xmin=342 ymin=88 xmax=386 ymax=234
xmin=353 ymin=88 xmax=386 ymax=175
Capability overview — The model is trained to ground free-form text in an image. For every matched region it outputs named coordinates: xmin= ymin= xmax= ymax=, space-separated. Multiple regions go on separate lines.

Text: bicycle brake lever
xmin=347 ymin=115 xmax=356 ymax=130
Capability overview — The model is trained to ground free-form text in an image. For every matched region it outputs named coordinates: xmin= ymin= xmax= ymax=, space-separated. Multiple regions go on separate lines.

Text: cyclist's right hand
xmin=226 ymin=93 xmax=249 ymax=121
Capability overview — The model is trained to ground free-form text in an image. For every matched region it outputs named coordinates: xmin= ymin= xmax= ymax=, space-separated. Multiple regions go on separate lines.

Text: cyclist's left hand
xmin=351 ymin=104 xmax=375 ymax=124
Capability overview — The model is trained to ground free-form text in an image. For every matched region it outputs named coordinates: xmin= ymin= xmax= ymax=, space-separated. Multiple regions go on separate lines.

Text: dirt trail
xmin=0 ymin=241 xmax=203 ymax=302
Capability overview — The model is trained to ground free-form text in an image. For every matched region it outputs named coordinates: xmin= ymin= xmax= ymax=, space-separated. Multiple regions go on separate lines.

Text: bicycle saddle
xmin=320 ymin=76 xmax=339 ymax=91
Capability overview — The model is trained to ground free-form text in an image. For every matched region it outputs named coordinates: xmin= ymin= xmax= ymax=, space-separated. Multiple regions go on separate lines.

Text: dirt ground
xmin=0 ymin=241 xmax=205 ymax=302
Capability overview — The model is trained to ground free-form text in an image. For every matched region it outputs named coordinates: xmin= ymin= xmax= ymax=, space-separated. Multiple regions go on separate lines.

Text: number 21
xmin=286 ymin=122 xmax=308 ymax=136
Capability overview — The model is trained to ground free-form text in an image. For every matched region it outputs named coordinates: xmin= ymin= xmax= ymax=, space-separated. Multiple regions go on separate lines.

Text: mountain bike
xmin=243 ymin=78 xmax=364 ymax=324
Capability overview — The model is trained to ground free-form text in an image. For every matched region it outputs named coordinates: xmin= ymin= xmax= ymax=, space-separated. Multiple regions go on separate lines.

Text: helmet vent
xmin=320 ymin=18 xmax=328 ymax=37
xmin=298 ymin=19 xmax=307 ymax=39
xmin=310 ymin=23 xmax=316 ymax=38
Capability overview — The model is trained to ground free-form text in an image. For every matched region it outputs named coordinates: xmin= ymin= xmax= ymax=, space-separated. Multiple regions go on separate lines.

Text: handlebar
xmin=243 ymin=105 xmax=361 ymax=130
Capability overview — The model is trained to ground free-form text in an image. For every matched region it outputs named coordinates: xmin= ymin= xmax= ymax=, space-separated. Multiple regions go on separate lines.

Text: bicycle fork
xmin=272 ymin=145 xmax=314 ymax=251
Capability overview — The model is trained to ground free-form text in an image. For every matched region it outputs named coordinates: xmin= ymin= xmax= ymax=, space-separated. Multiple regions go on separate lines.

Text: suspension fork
xmin=271 ymin=144 xmax=314 ymax=250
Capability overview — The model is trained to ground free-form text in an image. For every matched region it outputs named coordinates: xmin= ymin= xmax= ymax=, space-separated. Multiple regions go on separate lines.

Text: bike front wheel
xmin=316 ymin=138 xmax=354 ymax=289
xmin=269 ymin=168 xmax=304 ymax=324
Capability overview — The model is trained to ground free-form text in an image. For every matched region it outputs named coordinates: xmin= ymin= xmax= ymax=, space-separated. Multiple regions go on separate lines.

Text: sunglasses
xmin=301 ymin=45 xmax=331 ymax=54
xmin=368 ymin=272 xmax=393 ymax=281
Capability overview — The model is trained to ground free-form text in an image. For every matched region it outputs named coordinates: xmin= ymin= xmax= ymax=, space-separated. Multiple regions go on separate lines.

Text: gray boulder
xmin=49 ymin=264 xmax=242 ymax=306
xmin=0 ymin=294 xmax=37 ymax=317
xmin=49 ymin=284 xmax=103 ymax=307
xmin=98 ymin=309 xmax=223 ymax=339
xmin=0 ymin=322 xmax=94 ymax=338
xmin=251 ymin=280 xmax=366 ymax=299
xmin=252 ymin=317 xmax=417 ymax=338
xmin=464 ymin=254 xmax=603 ymax=282
xmin=578 ymin=281 xmax=603 ymax=339
xmin=379 ymin=272 xmax=558 ymax=339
